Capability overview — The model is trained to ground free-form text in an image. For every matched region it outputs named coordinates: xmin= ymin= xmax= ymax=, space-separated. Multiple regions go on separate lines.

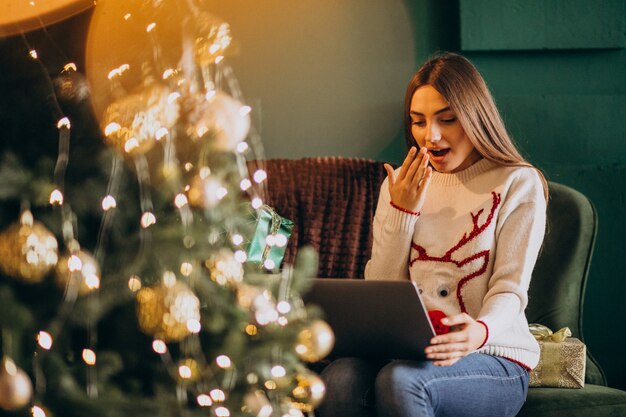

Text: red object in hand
xmin=428 ymin=310 xmax=451 ymax=335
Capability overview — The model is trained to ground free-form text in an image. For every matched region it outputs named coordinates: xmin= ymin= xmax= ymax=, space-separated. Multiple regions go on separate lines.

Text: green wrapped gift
xmin=247 ymin=205 xmax=293 ymax=269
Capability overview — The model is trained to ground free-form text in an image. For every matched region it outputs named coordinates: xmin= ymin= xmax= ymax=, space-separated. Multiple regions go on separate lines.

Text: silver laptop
xmin=303 ymin=278 xmax=435 ymax=360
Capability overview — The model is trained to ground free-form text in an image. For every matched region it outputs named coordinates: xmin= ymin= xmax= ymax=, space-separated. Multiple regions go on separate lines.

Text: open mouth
xmin=428 ymin=148 xmax=450 ymax=157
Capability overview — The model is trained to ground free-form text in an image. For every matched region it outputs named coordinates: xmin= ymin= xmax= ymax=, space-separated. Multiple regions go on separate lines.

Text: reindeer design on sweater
xmin=409 ymin=192 xmax=502 ymax=323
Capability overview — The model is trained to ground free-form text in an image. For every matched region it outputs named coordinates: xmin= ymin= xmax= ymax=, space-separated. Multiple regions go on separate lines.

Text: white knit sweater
xmin=364 ymin=158 xmax=545 ymax=369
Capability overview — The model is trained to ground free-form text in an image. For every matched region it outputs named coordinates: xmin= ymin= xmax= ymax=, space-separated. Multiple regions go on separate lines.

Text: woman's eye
xmin=440 ymin=118 xmax=456 ymax=124
xmin=412 ymin=121 xmax=426 ymax=127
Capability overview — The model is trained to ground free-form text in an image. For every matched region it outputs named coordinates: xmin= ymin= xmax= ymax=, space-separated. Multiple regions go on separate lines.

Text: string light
xmin=216 ymin=355 xmax=232 ymax=368
xmin=167 ymin=92 xmax=180 ymax=104
xmin=215 ymin=406 xmax=230 ymax=417
xmin=265 ymin=235 xmax=276 ymax=247
xmin=124 ymin=137 xmax=139 ymax=153
xmin=57 ymin=117 xmax=71 ymax=129
xmin=178 ymin=364 xmax=192 ymax=379
xmin=251 ymin=197 xmax=263 ymax=209
xmin=231 ymin=234 xmax=243 ymax=246
xmin=141 ymin=212 xmax=157 ymax=228
xmin=234 ymin=250 xmax=247 ymax=263
xmin=31 ymin=406 xmax=46 ymax=417
xmin=102 ymin=195 xmax=117 ymax=211
xmin=29 ymin=50 xmax=38 ymax=59
xmin=162 ymin=69 xmax=176 ymax=79
xmin=174 ymin=193 xmax=188 ymax=208
xmin=197 ymin=394 xmax=213 ymax=406
xmin=210 ymin=389 xmax=226 ymax=402
xmin=123 ymin=13 xmax=131 ymax=20
xmin=270 ymin=365 xmax=286 ymax=378
xmin=49 ymin=189 xmax=64 ymax=205
xmin=162 ymin=271 xmax=176 ymax=287
xmin=275 ymin=234 xmax=288 ymax=247
xmin=82 ymin=348 xmax=96 ymax=365
xmin=215 ymin=56 xmax=224 ymax=64
xmin=146 ymin=22 xmax=156 ymax=32
xmin=216 ymin=187 xmax=228 ymax=200
xmin=245 ymin=324 xmax=258 ymax=336
xmin=37 ymin=331 xmax=52 ymax=350
xmin=240 ymin=178 xmax=252 ymax=191
xmin=63 ymin=62 xmax=78 ymax=72
xmin=263 ymin=259 xmax=276 ymax=270
xmin=278 ymin=316 xmax=289 ymax=326
xmin=107 ymin=64 xmax=130 ymax=80
xmin=236 ymin=142 xmax=249 ymax=153
xmin=128 ymin=275 xmax=142 ymax=292
xmin=276 ymin=301 xmax=291 ymax=314
xmin=152 ymin=339 xmax=167 ymax=354
xmin=180 ymin=262 xmax=193 ymax=276
xmin=104 ymin=122 xmax=121 ymax=136
xmin=67 ymin=255 xmax=83 ymax=272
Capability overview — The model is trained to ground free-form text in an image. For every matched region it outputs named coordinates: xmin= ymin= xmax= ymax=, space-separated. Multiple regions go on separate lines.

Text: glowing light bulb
xmin=104 ymin=122 xmax=121 ymax=136
xmin=215 ymin=56 xmax=224 ymax=64
xmin=162 ymin=271 xmax=176 ymax=287
xmin=123 ymin=13 xmax=131 ymax=20
xmin=215 ymin=406 xmax=230 ymax=417
xmin=57 ymin=117 xmax=71 ymax=129
xmin=124 ymin=137 xmax=139 ymax=153
xmin=174 ymin=193 xmax=188 ymax=208
xmin=146 ymin=22 xmax=156 ymax=32
xmin=152 ymin=339 xmax=167 ymax=354
xmin=82 ymin=349 xmax=96 ymax=365
xmin=216 ymin=187 xmax=228 ymax=200
xmin=141 ymin=212 xmax=156 ymax=228
xmin=240 ymin=178 xmax=252 ymax=191
xmin=277 ymin=301 xmax=291 ymax=314
xmin=263 ymin=259 xmax=276 ymax=270
xmin=180 ymin=262 xmax=193 ymax=276
xmin=49 ymin=189 xmax=64 ymax=205
xmin=29 ymin=50 xmax=38 ymax=59
xmin=209 ymin=44 xmax=220 ymax=55
xmin=63 ymin=62 xmax=77 ymax=72
xmin=31 ymin=406 xmax=46 ymax=417
xmin=102 ymin=195 xmax=117 ymax=211
xmin=178 ymin=365 xmax=192 ymax=379
xmin=67 ymin=255 xmax=83 ymax=272
xmin=236 ymin=142 xmax=249 ymax=153
xmin=85 ymin=274 xmax=100 ymax=290
xmin=271 ymin=365 xmax=286 ymax=378
xmin=210 ymin=389 xmax=226 ymax=402
xmin=128 ymin=275 xmax=142 ymax=292
xmin=231 ymin=234 xmax=243 ymax=245
xmin=197 ymin=394 xmax=213 ymax=406
xmin=275 ymin=234 xmax=288 ymax=247
xmin=234 ymin=250 xmax=247 ymax=263
xmin=265 ymin=235 xmax=276 ymax=247
xmin=216 ymin=355 xmax=232 ymax=368
xmin=37 ymin=331 xmax=53 ymax=350
xmin=251 ymin=197 xmax=263 ymax=209
xmin=162 ymin=69 xmax=176 ymax=79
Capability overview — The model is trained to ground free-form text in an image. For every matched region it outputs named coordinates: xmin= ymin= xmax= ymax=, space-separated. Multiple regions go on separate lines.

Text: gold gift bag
xmin=529 ymin=324 xmax=586 ymax=388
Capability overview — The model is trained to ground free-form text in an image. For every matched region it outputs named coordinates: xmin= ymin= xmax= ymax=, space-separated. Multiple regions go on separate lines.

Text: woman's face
xmin=409 ymin=85 xmax=481 ymax=173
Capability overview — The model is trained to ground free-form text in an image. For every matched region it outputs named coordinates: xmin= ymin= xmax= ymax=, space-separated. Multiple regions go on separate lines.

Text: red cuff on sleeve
xmin=476 ymin=320 xmax=489 ymax=349
xmin=389 ymin=201 xmax=420 ymax=216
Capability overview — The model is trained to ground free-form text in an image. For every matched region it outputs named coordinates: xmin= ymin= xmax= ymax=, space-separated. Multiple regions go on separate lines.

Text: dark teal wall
xmin=378 ymin=1 xmax=626 ymax=390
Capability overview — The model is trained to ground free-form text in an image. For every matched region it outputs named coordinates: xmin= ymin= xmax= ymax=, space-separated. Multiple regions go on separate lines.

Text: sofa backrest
xmin=259 ymin=157 xmax=605 ymax=385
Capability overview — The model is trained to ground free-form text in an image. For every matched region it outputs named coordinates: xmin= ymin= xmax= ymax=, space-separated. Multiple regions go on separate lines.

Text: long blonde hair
xmin=404 ymin=52 xmax=548 ymax=199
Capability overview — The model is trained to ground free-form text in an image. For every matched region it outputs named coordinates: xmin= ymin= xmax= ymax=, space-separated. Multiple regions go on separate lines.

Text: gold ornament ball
xmin=290 ymin=369 xmax=326 ymax=413
xmin=101 ymin=83 xmax=180 ymax=156
xmin=204 ymin=249 xmax=244 ymax=285
xmin=55 ymin=250 xmax=101 ymax=295
xmin=0 ymin=213 xmax=58 ymax=283
xmin=0 ymin=358 xmax=33 ymax=411
xmin=136 ymin=280 xmax=200 ymax=342
xmin=295 ymin=319 xmax=335 ymax=362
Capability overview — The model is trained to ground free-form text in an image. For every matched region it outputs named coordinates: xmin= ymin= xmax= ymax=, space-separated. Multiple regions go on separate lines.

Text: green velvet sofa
xmin=257 ymin=156 xmax=626 ymax=416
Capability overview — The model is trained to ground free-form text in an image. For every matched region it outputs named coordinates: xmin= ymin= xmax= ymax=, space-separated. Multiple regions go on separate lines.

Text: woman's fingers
xmin=384 ymin=163 xmax=395 ymax=189
xmin=406 ymin=148 xmax=427 ymax=184
xmin=398 ymin=146 xmax=417 ymax=179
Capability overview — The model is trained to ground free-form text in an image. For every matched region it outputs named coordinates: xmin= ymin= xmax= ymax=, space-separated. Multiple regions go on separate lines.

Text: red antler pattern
xmin=410 ymin=192 xmax=501 ymax=312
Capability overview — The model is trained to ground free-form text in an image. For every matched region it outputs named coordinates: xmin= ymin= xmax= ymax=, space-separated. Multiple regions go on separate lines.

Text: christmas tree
xmin=0 ymin=1 xmax=333 ymax=416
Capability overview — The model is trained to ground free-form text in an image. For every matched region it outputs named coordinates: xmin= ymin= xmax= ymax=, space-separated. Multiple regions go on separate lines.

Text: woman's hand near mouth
xmin=384 ymin=146 xmax=432 ymax=214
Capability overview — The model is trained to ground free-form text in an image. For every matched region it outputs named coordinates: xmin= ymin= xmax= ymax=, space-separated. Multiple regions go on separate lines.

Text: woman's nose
xmin=425 ymin=123 xmax=442 ymax=142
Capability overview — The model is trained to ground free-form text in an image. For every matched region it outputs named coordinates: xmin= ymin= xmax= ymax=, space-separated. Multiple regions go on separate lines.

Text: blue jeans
xmin=317 ymin=353 xmax=529 ymax=417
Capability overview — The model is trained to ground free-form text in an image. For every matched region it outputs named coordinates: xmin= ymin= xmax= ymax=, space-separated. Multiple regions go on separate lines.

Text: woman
xmin=318 ymin=52 xmax=547 ymax=417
